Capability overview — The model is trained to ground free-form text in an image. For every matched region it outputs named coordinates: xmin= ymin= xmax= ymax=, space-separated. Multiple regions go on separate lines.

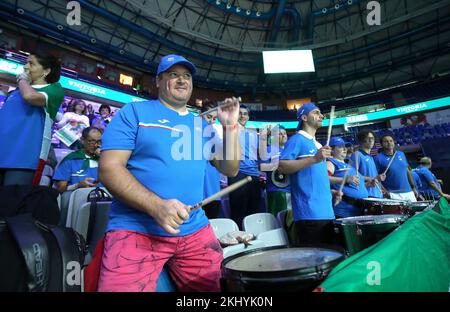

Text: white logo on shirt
xmin=158 ymin=119 xmax=170 ymax=124
xmin=309 ymin=149 xmax=316 ymax=154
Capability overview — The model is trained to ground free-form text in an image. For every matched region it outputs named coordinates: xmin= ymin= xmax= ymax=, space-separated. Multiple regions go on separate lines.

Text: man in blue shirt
xmin=53 ymin=127 xmax=102 ymax=193
xmin=228 ymin=105 xmax=266 ymax=228
xmin=374 ymin=133 xmax=418 ymax=202
xmin=413 ymin=157 xmax=450 ymax=200
xmin=96 ymin=55 xmax=240 ymax=292
xmin=279 ymin=103 xmax=337 ymax=247
xmin=351 ymin=130 xmax=385 ymax=198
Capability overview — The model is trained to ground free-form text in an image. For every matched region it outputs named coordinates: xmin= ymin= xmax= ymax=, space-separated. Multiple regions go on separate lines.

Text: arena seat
xmin=256 ymin=228 xmax=289 ymax=247
xmin=242 ymin=212 xmax=280 ymax=236
xmin=209 ymin=218 xmax=239 ymax=239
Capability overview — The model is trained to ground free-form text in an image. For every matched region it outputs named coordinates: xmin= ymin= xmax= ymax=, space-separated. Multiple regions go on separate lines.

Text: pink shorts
xmin=97 ymin=225 xmax=223 ymax=292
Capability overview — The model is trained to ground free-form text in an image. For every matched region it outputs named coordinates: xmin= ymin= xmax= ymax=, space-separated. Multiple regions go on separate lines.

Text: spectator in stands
xmin=228 ymin=104 xmax=265 ymax=228
xmin=56 ymin=98 xmax=90 ymax=129
xmin=91 ymin=104 xmax=112 ymax=131
xmin=351 ymin=130 xmax=386 ymax=198
xmin=374 ymin=133 xmax=418 ymax=202
xmin=327 ymin=136 xmax=368 ymax=218
xmin=400 ymin=113 xmax=428 ymax=127
xmin=97 ymin=54 xmax=240 ymax=292
xmin=413 ymin=157 xmax=450 ymax=200
xmin=53 ymin=127 xmax=102 ymax=193
xmin=263 ymin=125 xmax=291 ymax=216
xmin=200 ymin=100 xmax=221 ymax=219
xmin=86 ymin=104 xmax=96 ymax=124
xmin=0 ymin=51 xmax=64 ymax=185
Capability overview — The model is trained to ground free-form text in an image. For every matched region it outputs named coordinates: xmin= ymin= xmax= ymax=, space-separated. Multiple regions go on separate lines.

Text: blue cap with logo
xmin=157 ymin=54 xmax=197 ymax=76
xmin=329 ymin=136 xmax=350 ymax=147
xmin=296 ymin=102 xmax=319 ymax=130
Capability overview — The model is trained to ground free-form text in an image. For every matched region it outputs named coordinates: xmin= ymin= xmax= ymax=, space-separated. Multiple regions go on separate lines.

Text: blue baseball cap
xmin=296 ymin=102 xmax=319 ymax=130
xmin=329 ymin=136 xmax=350 ymax=147
xmin=157 ymin=54 xmax=197 ymax=76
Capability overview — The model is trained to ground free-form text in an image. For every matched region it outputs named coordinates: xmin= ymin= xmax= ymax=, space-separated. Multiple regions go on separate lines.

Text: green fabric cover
xmin=320 ymin=198 xmax=450 ymax=292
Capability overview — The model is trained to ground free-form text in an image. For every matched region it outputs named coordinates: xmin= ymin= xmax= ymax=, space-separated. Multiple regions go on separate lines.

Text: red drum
xmin=360 ymin=198 xmax=410 ymax=215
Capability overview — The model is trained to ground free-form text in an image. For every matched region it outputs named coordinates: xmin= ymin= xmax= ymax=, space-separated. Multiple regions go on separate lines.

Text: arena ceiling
xmin=0 ymin=0 xmax=449 ymax=101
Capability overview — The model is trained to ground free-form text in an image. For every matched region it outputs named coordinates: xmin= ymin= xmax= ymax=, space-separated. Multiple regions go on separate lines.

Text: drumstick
xmin=325 ymin=106 xmax=335 ymax=146
xmin=383 ymin=151 xmax=397 ymax=175
xmin=354 ymin=147 xmax=359 ymax=174
xmin=334 ymin=168 xmax=350 ymax=205
xmin=189 ymin=176 xmax=252 ymax=211
xmin=375 ymin=179 xmax=383 ymax=195
xmin=199 ymin=97 xmax=242 ymax=116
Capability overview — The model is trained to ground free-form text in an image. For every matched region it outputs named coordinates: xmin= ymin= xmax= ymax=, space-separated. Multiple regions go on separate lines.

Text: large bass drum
xmin=221 ymin=246 xmax=344 ymax=292
xmin=334 ymin=214 xmax=408 ymax=256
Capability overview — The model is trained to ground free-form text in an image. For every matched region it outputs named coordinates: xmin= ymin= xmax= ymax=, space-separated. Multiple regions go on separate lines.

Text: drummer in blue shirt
xmin=413 ymin=157 xmax=450 ymax=201
xmin=351 ymin=130 xmax=386 ymax=198
xmin=279 ymin=103 xmax=339 ymax=247
xmin=327 ymin=136 xmax=369 ymax=218
xmin=374 ymin=133 xmax=418 ymax=202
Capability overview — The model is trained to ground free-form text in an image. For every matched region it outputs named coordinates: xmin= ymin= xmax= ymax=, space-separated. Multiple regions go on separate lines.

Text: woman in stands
xmin=57 ymin=98 xmax=90 ymax=130
xmin=0 ymin=51 xmax=64 ymax=186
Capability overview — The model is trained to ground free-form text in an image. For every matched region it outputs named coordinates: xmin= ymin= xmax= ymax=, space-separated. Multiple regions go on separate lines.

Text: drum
xmin=334 ymin=214 xmax=408 ymax=256
xmin=407 ymin=200 xmax=436 ymax=215
xmin=360 ymin=198 xmax=410 ymax=215
xmin=221 ymin=246 xmax=344 ymax=292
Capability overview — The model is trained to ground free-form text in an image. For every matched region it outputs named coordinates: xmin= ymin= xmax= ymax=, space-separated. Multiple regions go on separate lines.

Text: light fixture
xmin=256 ymin=11 xmax=261 ymax=17
xmin=96 ymin=63 xmax=105 ymax=79
xmin=246 ymin=9 xmax=251 ymax=15
xmin=236 ymin=7 xmax=241 ymax=12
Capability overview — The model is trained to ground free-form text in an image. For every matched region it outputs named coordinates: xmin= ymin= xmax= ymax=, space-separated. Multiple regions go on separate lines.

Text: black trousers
xmin=228 ymin=172 xmax=261 ymax=230
xmin=292 ymin=219 xmax=336 ymax=248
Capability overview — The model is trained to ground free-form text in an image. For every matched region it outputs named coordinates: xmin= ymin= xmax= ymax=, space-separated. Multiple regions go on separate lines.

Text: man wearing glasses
xmin=53 ymin=126 xmax=102 ymax=193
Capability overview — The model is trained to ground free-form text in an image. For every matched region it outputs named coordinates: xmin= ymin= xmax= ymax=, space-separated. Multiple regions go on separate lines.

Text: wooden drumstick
xmin=335 ymin=168 xmax=350 ymax=205
xmin=383 ymin=151 xmax=397 ymax=175
xmin=325 ymin=106 xmax=335 ymax=146
xmin=354 ymin=147 xmax=359 ymax=174
xmin=375 ymin=179 xmax=383 ymax=194
xmin=199 ymin=97 xmax=242 ymax=116
xmin=189 ymin=176 xmax=252 ymax=211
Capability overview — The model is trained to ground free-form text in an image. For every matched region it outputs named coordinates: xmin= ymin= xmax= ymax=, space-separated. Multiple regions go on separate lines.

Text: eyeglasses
xmin=166 ymin=72 xmax=192 ymax=80
xmin=86 ymin=139 xmax=101 ymax=145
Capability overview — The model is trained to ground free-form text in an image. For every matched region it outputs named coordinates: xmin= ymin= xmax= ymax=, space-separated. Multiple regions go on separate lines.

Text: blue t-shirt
xmin=204 ymin=161 xmax=221 ymax=200
xmin=0 ymin=84 xmax=64 ymax=169
xmin=374 ymin=151 xmax=412 ymax=193
xmin=101 ymin=100 xmax=216 ymax=236
xmin=413 ymin=166 xmax=441 ymax=197
xmin=328 ymin=157 xmax=368 ymax=217
xmin=280 ymin=131 xmax=334 ymax=221
xmin=53 ymin=155 xmax=101 ymax=186
xmin=266 ymin=146 xmax=290 ymax=193
xmin=350 ymin=150 xmax=382 ymax=198
xmin=238 ymin=128 xmax=261 ymax=177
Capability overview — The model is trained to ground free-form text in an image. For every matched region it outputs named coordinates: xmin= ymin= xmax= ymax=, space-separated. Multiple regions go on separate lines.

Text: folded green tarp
xmin=319 ymin=198 xmax=450 ymax=292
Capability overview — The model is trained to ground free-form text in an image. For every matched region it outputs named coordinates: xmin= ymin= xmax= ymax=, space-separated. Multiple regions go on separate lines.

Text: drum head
xmin=223 ymin=246 xmax=343 ymax=273
xmin=335 ymin=214 xmax=407 ymax=225
xmin=362 ymin=198 xmax=407 ymax=205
